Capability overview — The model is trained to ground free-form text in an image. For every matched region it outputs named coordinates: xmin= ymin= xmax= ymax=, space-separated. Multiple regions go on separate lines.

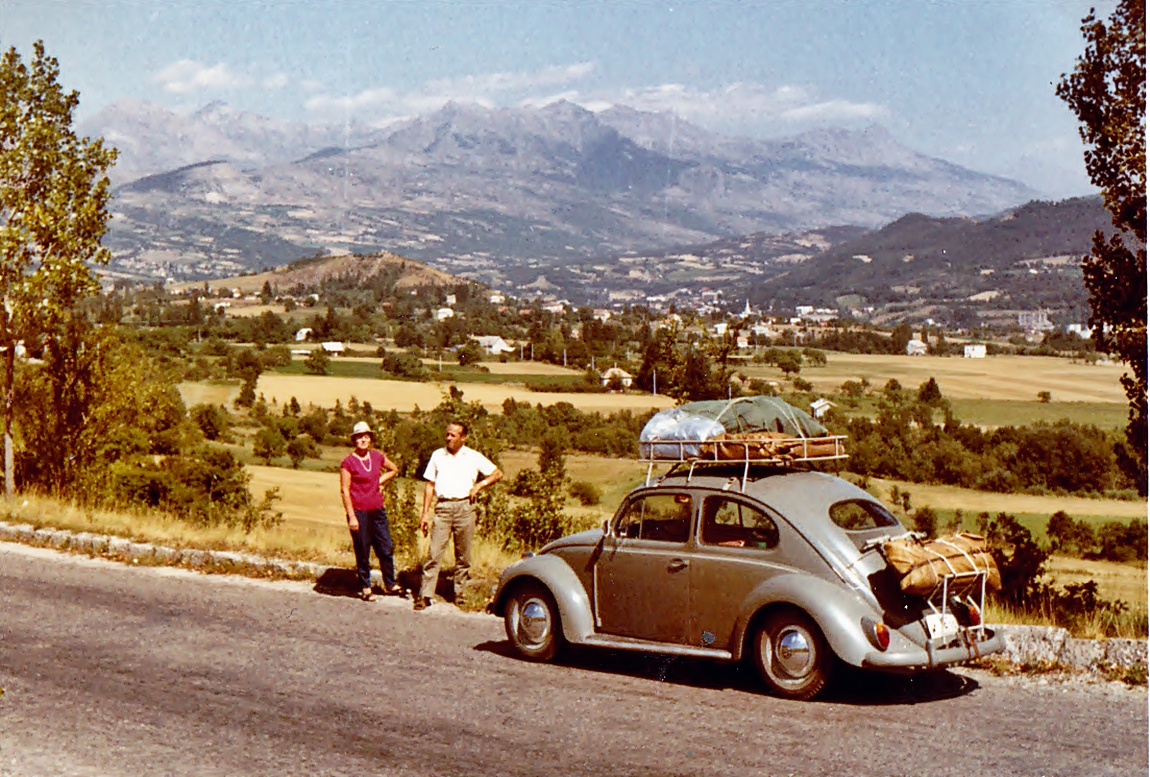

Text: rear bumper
xmin=861 ymin=628 xmax=1004 ymax=671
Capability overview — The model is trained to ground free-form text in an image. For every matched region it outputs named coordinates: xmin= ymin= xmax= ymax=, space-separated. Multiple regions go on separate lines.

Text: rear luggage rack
xmin=640 ymin=435 xmax=848 ymax=489
xmin=921 ymin=570 xmax=990 ymax=666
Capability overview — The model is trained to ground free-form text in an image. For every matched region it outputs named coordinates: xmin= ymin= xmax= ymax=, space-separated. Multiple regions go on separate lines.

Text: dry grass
xmin=177 ymin=381 xmax=239 ymax=407
xmin=0 ymin=493 xmax=356 ymax=567
xmin=743 ymin=353 xmax=1128 ymax=403
xmin=255 ymin=374 xmax=675 ymax=413
xmin=865 ymin=476 xmax=1146 ymax=519
xmin=1044 ymin=555 xmax=1148 ymax=606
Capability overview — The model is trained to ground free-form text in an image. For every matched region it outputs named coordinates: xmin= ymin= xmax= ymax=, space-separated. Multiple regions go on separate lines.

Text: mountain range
xmin=83 ymin=100 xmax=1039 ymax=289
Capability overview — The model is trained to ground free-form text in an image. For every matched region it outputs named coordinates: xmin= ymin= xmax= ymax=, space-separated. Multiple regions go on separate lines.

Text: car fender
xmin=731 ymin=574 xmax=882 ymax=667
xmin=491 ymin=554 xmax=595 ymax=643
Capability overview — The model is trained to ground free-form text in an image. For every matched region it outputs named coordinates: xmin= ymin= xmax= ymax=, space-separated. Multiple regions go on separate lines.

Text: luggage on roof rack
xmin=637 ymin=396 xmax=848 ymax=488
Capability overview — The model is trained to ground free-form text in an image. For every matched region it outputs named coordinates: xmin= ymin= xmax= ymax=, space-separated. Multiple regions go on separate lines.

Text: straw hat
xmin=351 ymin=421 xmax=374 ymax=440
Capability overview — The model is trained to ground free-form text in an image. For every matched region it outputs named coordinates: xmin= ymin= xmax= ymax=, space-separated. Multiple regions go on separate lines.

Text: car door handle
xmin=667 ymin=559 xmax=689 ymax=572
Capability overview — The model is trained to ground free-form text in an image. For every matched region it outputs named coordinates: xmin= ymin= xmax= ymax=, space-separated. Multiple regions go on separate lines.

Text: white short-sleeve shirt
xmin=423 ymin=446 xmax=497 ymax=499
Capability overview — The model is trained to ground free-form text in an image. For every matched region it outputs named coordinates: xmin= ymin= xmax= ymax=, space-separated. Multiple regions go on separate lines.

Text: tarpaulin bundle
xmin=638 ymin=396 xmax=829 ymax=460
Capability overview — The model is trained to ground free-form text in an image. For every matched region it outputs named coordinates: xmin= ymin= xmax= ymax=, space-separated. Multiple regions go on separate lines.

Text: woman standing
xmin=340 ymin=421 xmax=402 ymax=601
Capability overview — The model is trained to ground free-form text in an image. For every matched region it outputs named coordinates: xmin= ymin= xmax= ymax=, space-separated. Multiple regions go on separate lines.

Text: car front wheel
xmin=504 ymin=581 xmax=563 ymax=662
xmin=752 ymin=610 xmax=831 ymax=700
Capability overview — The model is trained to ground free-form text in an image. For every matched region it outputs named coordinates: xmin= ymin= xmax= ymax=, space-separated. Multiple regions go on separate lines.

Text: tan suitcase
xmin=882 ymin=532 xmax=1002 ymax=597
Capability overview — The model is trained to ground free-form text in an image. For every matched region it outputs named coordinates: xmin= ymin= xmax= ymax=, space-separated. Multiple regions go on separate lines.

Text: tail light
xmin=862 ymin=617 xmax=890 ymax=651
xmin=966 ymin=603 xmax=981 ymax=626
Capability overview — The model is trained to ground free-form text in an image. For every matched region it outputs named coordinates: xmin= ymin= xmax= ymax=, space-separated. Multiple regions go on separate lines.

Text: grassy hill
xmin=174 ymin=250 xmax=457 ymax=294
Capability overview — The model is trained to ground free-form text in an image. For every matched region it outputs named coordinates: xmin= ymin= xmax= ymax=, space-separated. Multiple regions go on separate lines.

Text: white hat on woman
xmin=351 ymin=421 xmax=374 ymax=438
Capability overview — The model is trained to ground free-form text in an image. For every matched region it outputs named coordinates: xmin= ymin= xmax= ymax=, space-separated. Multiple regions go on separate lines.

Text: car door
xmin=689 ymin=495 xmax=792 ymax=651
xmin=594 ymin=490 xmax=694 ymax=643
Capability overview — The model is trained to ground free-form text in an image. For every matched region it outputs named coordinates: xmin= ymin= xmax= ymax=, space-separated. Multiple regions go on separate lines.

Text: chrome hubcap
xmin=517 ymin=599 xmax=550 ymax=646
xmin=774 ymin=626 xmax=814 ymax=677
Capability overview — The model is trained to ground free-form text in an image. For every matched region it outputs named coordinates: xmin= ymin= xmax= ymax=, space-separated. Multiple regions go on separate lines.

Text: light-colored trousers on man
xmin=420 ymin=500 xmax=476 ymax=600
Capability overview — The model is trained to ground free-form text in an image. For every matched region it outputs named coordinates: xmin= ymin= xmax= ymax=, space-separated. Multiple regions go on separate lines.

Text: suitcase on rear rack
xmin=882 ymin=532 xmax=1001 ymax=598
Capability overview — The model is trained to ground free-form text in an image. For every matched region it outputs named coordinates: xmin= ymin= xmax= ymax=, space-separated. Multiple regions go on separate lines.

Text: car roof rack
xmin=639 ymin=434 xmax=848 ymax=491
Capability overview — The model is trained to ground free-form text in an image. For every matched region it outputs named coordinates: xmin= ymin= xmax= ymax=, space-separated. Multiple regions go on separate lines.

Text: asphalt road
xmin=1 ymin=542 xmax=1146 ymax=777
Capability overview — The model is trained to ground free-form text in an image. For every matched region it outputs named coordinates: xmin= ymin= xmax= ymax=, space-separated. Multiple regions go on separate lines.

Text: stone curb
xmin=1 ymin=520 xmax=1146 ymax=678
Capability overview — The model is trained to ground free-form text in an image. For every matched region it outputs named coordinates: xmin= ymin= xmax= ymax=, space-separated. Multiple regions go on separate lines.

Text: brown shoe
xmin=413 ymin=597 xmax=432 ymax=611
xmin=359 ymin=588 xmax=376 ymax=602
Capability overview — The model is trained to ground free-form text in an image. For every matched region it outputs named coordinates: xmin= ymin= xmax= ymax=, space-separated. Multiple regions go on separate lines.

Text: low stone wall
xmin=2 ymin=520 xmax=1146 ymax=677
xmin=991 ymin=624 xmax=1147 ymax=673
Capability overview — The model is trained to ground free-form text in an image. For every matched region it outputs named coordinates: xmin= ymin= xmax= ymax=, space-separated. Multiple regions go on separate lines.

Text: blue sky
xmin=0 ymin=0 xmax=1111 ymax=196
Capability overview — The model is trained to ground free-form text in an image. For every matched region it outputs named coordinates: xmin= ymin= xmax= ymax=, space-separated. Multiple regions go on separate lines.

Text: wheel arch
xmin=730 ymin=574 xmax=877 ymax=667
xmin=491 ymin=554 xmax=596 ymax=643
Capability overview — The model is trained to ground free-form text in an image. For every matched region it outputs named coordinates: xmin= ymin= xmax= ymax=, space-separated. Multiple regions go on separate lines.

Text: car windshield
xmin=828 ymin=499 xmax=900 ymax=531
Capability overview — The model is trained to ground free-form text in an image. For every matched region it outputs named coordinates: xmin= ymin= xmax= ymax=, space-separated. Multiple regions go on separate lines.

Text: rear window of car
xmin=829 ymin=499 xmax=900 ymax=531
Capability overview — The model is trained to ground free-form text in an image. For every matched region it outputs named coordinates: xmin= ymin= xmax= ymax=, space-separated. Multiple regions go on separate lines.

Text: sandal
xmin=359 ymin=588 xmax=376 ymax=602
xmin=383 ymin=585 xmax=405 ymax=597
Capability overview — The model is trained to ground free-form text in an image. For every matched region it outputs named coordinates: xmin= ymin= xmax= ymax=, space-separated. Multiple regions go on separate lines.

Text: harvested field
xmin=476 ymin=362 xmax=583 ymax=376
xmin=744 ymin=353 xmax=1128 ymax=403
xmin=867 ymin=476 xmax=1146 ymax=520
xmin=255 ymin=374 xmax=675 ymax=413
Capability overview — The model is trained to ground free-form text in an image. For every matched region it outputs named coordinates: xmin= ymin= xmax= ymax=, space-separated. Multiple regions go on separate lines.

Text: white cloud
xmin=153 ymin=60 xmax=251 ymax=94
xmin=304 ymin=61 xmax=596 ymax=121
xmin=604 ymin=81 xmax=883 ymax=129
xmin=263 ymin=73 xmax=290 ymax=90
xmin=781 ymin=99 xmax=884 ymax=123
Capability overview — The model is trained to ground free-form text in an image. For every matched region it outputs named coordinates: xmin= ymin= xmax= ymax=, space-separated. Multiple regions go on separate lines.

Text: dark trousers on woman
xmin=350 ymin=507 xmax=396 ymax=591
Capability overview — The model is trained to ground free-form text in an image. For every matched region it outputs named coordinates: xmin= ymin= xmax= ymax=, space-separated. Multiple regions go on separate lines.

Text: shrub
xmin=911 ymin=506 xmax=938 ymax=538
xmin=1046 ymin=510 xmax=1096 ymax=555
xmin=381 ymin=352 xmax=430 ymax=380
xmin=111 ymin=447 xmax=281 ymax=531
xmin=978 ymin=512 xmax=1050 ymax=608
xmin=569 ymin=480 xmax=601 ymax=506
xmin=509 ymin=469 xmax=544 ymax=498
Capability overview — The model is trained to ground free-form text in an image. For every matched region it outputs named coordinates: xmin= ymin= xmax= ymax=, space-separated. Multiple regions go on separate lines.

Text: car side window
xmin=702 ymin=497 xmax=780 ymax=550
xmin=616 ymin=493 xmax=692 ymax=543
xmin=829 ymin=499 xmax=900 ymax=531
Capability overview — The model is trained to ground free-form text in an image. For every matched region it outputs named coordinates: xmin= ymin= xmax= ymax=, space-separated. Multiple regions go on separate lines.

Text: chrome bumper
xmin=862 ymin=627 xmax=1004 ymax=671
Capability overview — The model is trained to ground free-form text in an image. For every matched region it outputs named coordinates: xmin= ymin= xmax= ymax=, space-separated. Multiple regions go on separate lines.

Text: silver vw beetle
xmin=490 ymin=467 xmax=1004 ymax=700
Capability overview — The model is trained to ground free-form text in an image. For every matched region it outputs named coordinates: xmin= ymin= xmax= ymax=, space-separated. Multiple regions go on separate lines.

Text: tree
xmin=917 ymin=377 xmax=943 ymax=406
xmin=286 ymin=435 xmax=319 ymax=469
xmin=0 ymin=41 xmax=117 ymax=497
xmin=1057 ymin=0 xmax=1147 ymax=490
xmin=303 ymin=349 xmax=330 ymax=375
xmin=253 ymin=426 xmax=287 ymax=464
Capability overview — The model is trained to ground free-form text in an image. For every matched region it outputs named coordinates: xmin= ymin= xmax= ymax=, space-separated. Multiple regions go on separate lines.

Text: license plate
xmin=923 ymin=612 xmax=960 ymax=640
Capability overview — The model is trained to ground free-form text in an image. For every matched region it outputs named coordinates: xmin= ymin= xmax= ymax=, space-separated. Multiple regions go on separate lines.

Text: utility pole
xmin=653 ymin=368 xmax=657 ymax=396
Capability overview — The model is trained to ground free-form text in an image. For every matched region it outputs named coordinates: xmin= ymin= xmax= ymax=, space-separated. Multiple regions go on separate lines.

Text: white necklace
xmin=354 ymin=451 xmax=373 ymax=472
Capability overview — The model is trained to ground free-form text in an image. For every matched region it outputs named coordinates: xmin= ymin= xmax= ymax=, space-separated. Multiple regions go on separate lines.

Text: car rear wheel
xmin=752 ymin=610 xmax=831 ymax=700
xmin=504 ymin=581 xmax=563 ymax=662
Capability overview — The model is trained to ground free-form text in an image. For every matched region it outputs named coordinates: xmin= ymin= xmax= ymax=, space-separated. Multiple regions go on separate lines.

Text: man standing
xmin=416 ymin=421 xmax=502 ymax=610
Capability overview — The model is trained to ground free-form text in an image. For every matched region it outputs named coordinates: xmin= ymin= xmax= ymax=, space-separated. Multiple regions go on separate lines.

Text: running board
xmin=581 ymin=634 xmax=733 ymax=660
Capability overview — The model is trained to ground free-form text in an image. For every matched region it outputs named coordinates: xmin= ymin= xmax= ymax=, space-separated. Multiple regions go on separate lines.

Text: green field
xmin=272 ymin=358 xmax=588 ymax=387
xmin=945 ymin=399 xmax=1128 ymax=429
